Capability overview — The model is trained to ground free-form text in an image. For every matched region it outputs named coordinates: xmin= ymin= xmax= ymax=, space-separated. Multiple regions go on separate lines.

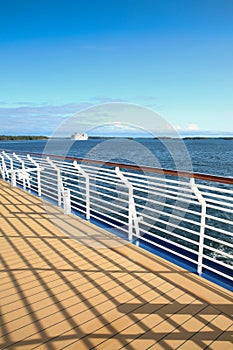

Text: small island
xmin=0 ymin=135 xmax=49 ymax=141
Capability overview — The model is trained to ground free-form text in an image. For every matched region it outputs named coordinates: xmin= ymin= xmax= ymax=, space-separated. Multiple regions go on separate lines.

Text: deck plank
xmin=0 ymin=180 xmax=232 ymax=350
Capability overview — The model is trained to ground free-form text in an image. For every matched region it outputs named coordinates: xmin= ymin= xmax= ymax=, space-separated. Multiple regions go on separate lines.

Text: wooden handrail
xmin=2 ymin=149 xmax=233 ymax=185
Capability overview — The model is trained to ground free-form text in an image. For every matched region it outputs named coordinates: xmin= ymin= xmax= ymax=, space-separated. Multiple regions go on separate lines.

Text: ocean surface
xmin=1 ymin=138 xmax=232 ymax=177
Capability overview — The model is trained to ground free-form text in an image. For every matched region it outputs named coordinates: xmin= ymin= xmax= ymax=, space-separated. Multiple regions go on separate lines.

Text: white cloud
xmin=0 ymin=102 xmax=93 ymax=135
xmin=88 ymin=122 xmax=153 ymax=137
xmin=90 ymin=96 xmax=127 ymax=103
xmin=187 ymin=123 xmax=199 ymax=131
xmin=0 ymin=102 xmax=92 ymax=118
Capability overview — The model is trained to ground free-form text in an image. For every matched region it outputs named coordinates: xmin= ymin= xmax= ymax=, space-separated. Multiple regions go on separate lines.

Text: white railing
xmin=1 ymin=150 xmax=233 ymax=288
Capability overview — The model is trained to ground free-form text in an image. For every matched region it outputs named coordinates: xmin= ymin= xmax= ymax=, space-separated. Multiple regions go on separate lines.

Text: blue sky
xmin=0 ymin=0 xmax=233 ymax=136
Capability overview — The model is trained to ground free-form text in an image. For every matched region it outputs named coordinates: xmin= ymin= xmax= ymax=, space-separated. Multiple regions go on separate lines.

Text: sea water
xmin=0 ymin=138 xmax=232 ymax=177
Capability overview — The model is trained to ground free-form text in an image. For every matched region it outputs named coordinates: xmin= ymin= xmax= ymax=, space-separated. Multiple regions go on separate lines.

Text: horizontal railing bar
xmin=89 ymin=196 xmax=129 ymax=211
xmin=123 ymin=171 xmax=192 ymax=186
xmin=205 ymin=214 xmax=233 ymax=226
xmin=198 ymin=183 xmax=233 ymax=195
xmin=82 ymin=168 xmax=120 ymax=178
xmin=40 ymin=173 xmax=57 ymax=180
xmin=89 ymin=206 xmax=128 ymax=222
xmin=202 ymin=264 xmax=233 ymax=280
xmin=205 ymin=198 xmax=233 ymax=208
xmin=134 ymin=202 xmax=201 ymax=227
xmin=206 ymin=203 xmax=233 ymax=214
xmin=134 ymin=234 xmax=198 ymax=263
xmin=66 ymin=178 xmax=86 ymax=185
xmin=139 ymin=229 xmax=199 ymax=253
xmin=90 ymin=191 xmax=129 ymax=208
xmin=202 ymin=191 xmax=233 ymax=203
xmin=203 ymin=246 xmax=233 ymax=260
xmin=141 ymin=222 xmax=200 ymax=244
xmin=139 ymin=213 xmax=200 ymax=237
xmin=133 ymin=185 xmax=196 ymax=201
xmin=41 ymin=191 xmax=58 ymax=201
xmin=90 ymin=206 xmax=129 ymax=221
xmin=205 ymin=224 xmax=233 ymax=237
xmin=88 ymin=176 xmax=125 ymax=186
xmin=133 ymin=192 xmax=198 ymax=206
xmin=89 ymin=195 xmax=128 ymax=206
xmin=40 ymin=183 xmax=58 ymax=193
xmin=81 ymin=164 xmax=117 ymax=173
xmin=135 ymin=196 xmax=202 ymax=216
xmin=40 ymin=180 xmax=58 ymax=189
xmin=90 ymin=213 xmax=128 ymax=232
xmin=90 ymin=192 xmax=129 ymax=205
xmin=89 ymin=184 xmax=128 ymax=196
xmin=69 ymin=186 xmax=87 ymax=194
xmin=127 ymin=178 xmax=194 ymax=194
xmin=204 ymin=234 xmax=233 ymax=247
xmin=202 ymin=258 xmax=233 ymax=271
xmin=70 ymin=190 xmax=86 ymax=200
xmin=70 ymin=205 xmax=86 ymax=214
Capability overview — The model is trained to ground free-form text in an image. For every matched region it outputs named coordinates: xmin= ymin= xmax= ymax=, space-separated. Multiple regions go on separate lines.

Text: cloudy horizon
xmin=1 ymin=1 xmax=233 ymax=137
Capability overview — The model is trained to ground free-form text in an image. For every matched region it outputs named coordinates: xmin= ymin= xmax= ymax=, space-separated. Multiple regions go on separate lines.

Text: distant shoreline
xmin=182 ymin=136 xmax=233 ymax=140
xmin=0 ymin=135 xmax=232 ymax=141
xmin=0 ymin=135 xmax=49 ymax=141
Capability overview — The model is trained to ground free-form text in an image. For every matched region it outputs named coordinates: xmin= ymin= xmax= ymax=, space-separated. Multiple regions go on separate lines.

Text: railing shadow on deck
xmin=1 ymin=182 xmax=233 ymax=350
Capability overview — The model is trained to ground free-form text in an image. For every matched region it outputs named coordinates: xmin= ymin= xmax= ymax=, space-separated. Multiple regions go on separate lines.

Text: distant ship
xmin=71 ymin=132 xmax=88 ymax=140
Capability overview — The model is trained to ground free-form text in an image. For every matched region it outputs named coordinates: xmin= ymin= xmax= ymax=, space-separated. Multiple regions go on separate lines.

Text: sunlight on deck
xmin=0 ymin=180 xmax=232 ymax=350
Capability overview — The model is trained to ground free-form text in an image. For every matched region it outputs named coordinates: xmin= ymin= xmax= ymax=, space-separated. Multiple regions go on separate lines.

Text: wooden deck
xmin=0 ymin=180 xmax=232 ymax=350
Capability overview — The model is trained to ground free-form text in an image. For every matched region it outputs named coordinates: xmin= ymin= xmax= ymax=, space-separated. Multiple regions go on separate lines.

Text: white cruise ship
xmin=71 ymin=132 xmax=88 ymax=140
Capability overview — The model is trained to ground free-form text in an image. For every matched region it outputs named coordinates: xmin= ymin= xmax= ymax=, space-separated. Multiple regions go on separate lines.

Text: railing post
xmin=2 ymin=152 xmax=17 ymax=187
xmin=46 ymin=157 xmax=62 ymax=207
xmin=190 ymin=178 xmax=207 ymax=275
xmin=0 ymin=156 xmax=4 ymax=180
xmin=2 ymin=151 xmax=13 ymax=181
xmin=0 ymin=155 xmax=7 ymax=180
xmin=63 ymin=189 xmax=71 ymax=215
xmin=27 ymin=154 xmax=41 ymax=196
xmin=11 ymin=171 xmax=17 ymax=187
xmin=13 ymin=152 xmax=26 ymax=189
xmin=73 ymin=161 xmax=90 ymax=220
xmin=46 ymin=157 xmax=71 ymax=215
xmin=115 ymin=166 xmax=140 ymax=242
xmin=128 ymin=185 xmax=134 ymax=241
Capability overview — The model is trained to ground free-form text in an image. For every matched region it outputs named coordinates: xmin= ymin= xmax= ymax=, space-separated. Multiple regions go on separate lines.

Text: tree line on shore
xmin=0 ymin=135 xmax=49 ymax=141
xmin=0 ymin=135 xmax=232 ymax=141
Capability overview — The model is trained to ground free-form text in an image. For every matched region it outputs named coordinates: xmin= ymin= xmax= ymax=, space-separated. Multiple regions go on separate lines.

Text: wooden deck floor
xmin=0 ymin=180 xmax=232 ymax=350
